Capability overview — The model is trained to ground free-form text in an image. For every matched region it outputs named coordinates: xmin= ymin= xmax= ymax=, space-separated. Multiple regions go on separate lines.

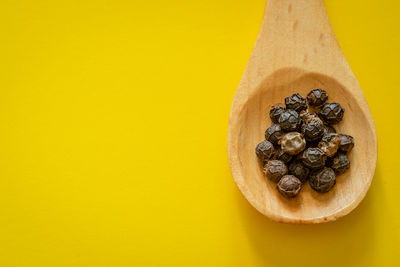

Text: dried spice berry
xmin=285 ymin=93 xmax=307 ymax=112
xmin=301 ymin=118 xmax=324 ymax=142
xmin=319 ymin=103 xmax=344 ymax=124
xmin=307 ymin=89 xmax=328 ymax=107
xmin=289 ymin=160 xmax=310 ymax=183
xmin=281 ymin=132 xmax=306 ymax=155
xmin=255 ymin=89 xmax=354 ymax=197
xmin=323 ymin=124 xmax=336 ymax=135
xmin=255 ymin=140 xmax=274 ymax=162
xmin=331 ymin=153 xmax=350 ymax=175
xmin=309 ymin=167 xmax=336 ymax=193
xmin=277 ymin=175 xmax=302 ymax=198
xmin=265 ymin=124 xmax=283 ymax=145
xmin=273 ymin=147 xmax=293 ymax=163
xmin=269 ymin=105 xmax=285 ymax=123
xmin=301 ymin=147 xmax=326 ymax=169
xmin=278 ymin=109 xmax=302 ymax=132
xmin=318 ymin=133 xmax=341 ymax=157
xmin=300 ymin=110 xmax=319 ymax=123
xmin=263 ymin=160 xmax=288 ymax=183
xmin=338 ymin=134 xmax=355 ymax=153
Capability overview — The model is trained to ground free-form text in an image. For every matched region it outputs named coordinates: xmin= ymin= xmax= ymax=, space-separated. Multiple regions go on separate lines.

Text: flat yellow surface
xmin=0 ymin=0 xmax=398 ymax=266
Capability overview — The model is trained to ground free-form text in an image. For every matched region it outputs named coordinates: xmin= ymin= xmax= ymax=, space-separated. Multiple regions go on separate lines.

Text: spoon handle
xmin=236 ymin=0 xmax=355 ymax=96
xmin=251 ymin=0 xmax=347 ymax=72
xmin=263 ymin=0 xmax=330 ymax=32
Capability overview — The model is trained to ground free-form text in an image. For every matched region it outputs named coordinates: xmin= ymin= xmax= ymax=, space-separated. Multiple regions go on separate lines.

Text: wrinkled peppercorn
xmin=263 ymin=160 xmax=288 ymax=183
xmin=273 ymin=147 xmax=293 ymax=163
xmin=301 ymin=147 xmax=326 ymax=169
xmin=307 ymin=89 xmax=328 ymax=107
xmin=338 ymin=134 xmax=355 ymax=153
xmin=331 ymin=153 xmax=350 ymax=175
xmin=289 ymin=160 xmax=310 ymax=183
xmin=281 ymin=132 xmax=306 ymax=155
xmin=255 ymin=140 xmax=274 ymax=162
xmin=319 ymin=103 xmax=344 ymax=124
xmin=265 ymin=124 xmax=283 ymax=145
xmin=300 ymin=110 xmax=319 ymax=123
xmin=309 ymin=167 xmax=336 ymax=193
xmin=277 ymin=175 xmax=302 ymax=198
xmin=278 ymin=109 xmax=302 ymax=132
xmin=269 ymin=105 xmax=285 ymax=123
xmin=323 ymin=124 xmax=336 ymax=135
xmin=301 ymin=118 xmax=324 ymax=142
xmin=255 ymin=89 xmax=354 ymax=197
xmin=318 ymin=133 xmax=341 ymax=157
xmin=285 ymin=93 xmax=307 ymax=112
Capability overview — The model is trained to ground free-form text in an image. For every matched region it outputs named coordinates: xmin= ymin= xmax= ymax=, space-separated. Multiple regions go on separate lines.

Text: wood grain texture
xmin=228 ymin=0 xmax=377 ymax=224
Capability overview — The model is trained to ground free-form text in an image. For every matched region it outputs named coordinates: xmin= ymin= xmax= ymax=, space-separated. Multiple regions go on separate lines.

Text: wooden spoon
xmin=228 ymin=0 xmax=377 ymax=224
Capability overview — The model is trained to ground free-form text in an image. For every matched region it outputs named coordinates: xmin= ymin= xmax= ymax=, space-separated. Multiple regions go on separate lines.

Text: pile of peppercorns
xmin=255 ymin=89 xmax=354 ymax=198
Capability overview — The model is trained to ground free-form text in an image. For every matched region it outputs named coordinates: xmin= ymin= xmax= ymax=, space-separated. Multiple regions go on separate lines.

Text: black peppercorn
xmin=263 ymin=160 xmax=288 ymax=183
xmin=338 ymin=134 xmax=355 ymax=153
xmin=255 ymin=140 xmax=274 ymax=162
xmin=307 ymin=89 xmax=328 ymax=107
xmin=277 ymin=175 xmax=302 ymax=198
xmin=318 ymin=133 xmax=341 ymax=157
xmin=256 ymin=89 xmax=354 ymax=197
xmin=281 ymin=132 xmax=306 ymax=155
xmin=289 ymin=160 xmax=310 ymax=183
xmin=265 ymin=124 xmax=283 ymax=145
xmin=319 ymin=103 xmax=344 ymax=124
xmin=323 ymin=124 xmax=336 ymax=135
xmin=269 ymin=105 xmax=285 ymax=123
xmin=309 ymin=167 xmax=336 ymax=193
xmin=273 ymin=147 xmax=293 ymax=163
xmin=301 ymin=118 xmax=324 ymax=142
xmin=301 ymin=147 xmax=326 ymax=169
xmin=331 ymin=153 xmax=350 ymax=175
xmin=285 ymin=93 xmax=307 ymax=112
xmin=278 ymin=109 xmax=302 ymax=132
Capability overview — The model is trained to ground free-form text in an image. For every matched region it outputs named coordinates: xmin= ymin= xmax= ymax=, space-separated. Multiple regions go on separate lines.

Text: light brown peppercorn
xmin=318 ymin=133 xmax=341 ymax=157
xmin=299 ymin=110 xmax=319 ymax=123
xmin=281 ymin=132 xmax=306 ymax=155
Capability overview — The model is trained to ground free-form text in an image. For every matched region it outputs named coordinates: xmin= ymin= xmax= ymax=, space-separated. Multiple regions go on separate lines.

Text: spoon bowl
xmin=228 ymin=0 xmax=377 ymax=224
xmin=229 ymin=67 xmax=376 ymax=223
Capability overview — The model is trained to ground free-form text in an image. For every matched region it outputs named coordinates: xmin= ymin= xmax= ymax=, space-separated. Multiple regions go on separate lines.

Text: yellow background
xmin=0 ymin=0 xmax=398 ymax=266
